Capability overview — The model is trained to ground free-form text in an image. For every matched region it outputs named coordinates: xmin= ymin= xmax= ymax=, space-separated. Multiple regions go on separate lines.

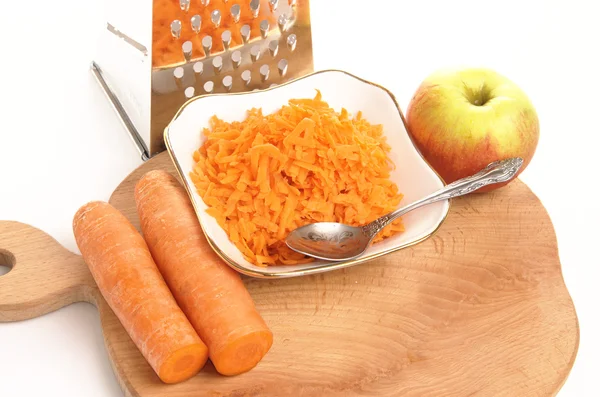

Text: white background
xmin=0 ymin=0 xmax=598 ymax=395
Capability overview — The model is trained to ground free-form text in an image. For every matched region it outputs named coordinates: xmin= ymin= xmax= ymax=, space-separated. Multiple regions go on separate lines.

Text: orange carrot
xmin=72 ymin=201 xmax=208 ymax=384
xmin=134 ymin=170 xmax=273 ymax=376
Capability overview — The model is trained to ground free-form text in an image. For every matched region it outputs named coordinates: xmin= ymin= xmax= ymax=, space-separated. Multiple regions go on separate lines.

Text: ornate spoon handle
xmin=362 ymin=157 xmax=524 ymax=238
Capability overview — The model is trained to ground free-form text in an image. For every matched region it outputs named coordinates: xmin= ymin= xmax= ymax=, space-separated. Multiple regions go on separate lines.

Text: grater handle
xmin=90 ymin=62 xmax=150 ymax=161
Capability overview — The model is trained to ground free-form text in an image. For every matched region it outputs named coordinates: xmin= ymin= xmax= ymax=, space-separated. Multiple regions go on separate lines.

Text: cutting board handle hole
xmin=0 ymin=249 xmax=15 ymax=276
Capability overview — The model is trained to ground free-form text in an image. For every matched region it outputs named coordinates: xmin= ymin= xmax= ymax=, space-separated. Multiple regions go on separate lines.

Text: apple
xmin=405 ymin=68 xmax=539 ymax=192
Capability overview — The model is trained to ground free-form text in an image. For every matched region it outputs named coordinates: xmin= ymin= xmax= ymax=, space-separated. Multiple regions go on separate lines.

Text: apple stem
xmin=464 ymin=82 xmax=490 ymax=107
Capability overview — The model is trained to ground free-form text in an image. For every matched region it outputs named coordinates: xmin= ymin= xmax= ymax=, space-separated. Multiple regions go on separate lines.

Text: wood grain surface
xmin=0 ymin=152 xmax=579 ymax=396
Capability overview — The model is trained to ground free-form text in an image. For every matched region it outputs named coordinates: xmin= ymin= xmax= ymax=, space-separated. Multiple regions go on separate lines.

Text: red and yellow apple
xmin=406 ymin=68 xmax=539 ymax=192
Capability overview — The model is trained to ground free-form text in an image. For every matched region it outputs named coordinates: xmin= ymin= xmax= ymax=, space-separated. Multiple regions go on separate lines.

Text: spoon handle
xmin=362 ymin=157 xmax=524 ymax=238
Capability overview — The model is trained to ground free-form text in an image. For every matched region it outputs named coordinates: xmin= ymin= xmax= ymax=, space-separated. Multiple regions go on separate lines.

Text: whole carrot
xmin=73 ymin=201 xmax=209 ymax=384
xmin=134 ymin=170 xmax=273 ymax=376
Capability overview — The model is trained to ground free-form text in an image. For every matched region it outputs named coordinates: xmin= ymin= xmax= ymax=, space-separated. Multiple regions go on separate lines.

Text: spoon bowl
xmin=283 ymin=222 xmax=371 ymax=262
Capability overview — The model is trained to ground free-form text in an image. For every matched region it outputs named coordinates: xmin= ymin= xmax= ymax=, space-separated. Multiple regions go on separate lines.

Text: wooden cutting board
xmin=0 ymin=152 xmax=579 ymax=396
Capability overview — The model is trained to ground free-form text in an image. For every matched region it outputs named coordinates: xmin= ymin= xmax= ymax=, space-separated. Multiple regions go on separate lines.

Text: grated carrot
xmin=191 ymin=91 xmax=405 ymax=266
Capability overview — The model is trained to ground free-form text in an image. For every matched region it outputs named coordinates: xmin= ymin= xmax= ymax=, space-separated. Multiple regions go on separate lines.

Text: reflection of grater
xmin=91 ymin=0 xmax=314 ymax=160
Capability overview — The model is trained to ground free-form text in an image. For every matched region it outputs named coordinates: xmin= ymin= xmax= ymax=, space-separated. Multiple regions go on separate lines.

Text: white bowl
xmin=165 ymin=70 xmax=449 ymax=278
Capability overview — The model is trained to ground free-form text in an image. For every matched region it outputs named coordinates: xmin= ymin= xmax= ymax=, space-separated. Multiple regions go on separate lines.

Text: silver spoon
xmin=285 ymin=157 xmax=524 ymax=261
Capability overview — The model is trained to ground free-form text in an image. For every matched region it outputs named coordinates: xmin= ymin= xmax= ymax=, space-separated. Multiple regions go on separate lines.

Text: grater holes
xmin=260 ymin=20 xmax=270 ymax=39
xmin=260 ymin=65 xmax=270 ymax=82
xmin=231 ymin=50 xmax=242 ymax=68
xmin=240 ymin=25 xmax=251 ymax=44
xmin=213 ymin=56 xmax=223 ymax=73
xmin=287 ymin=34 xmax=297 ymax=51
xmin=211 ymin=10 xmax=221 ymax=28
xmin=277 ymin=14 xmax=288 ymax=33
xmin=202 ymin=36 xmax=213 ymax=57
xmin=230 ymin=4 xmax=241 ymax=23
xmin=185 ymin=86 xmax=195 ymax=98
xmin=193 ymin=62 xmax=204 ymax=79
xmin=204 ymin=81 xmax=214 ymax=93
xmin=180 ymin=0 xmax=190 ymax=12
xmin=159 ymin=0 xmax=304 ymax=96
xmin=241 ymin=70 xmax=252 ymax=86
xmin=174 ymin=67 xmax=184 ymax=88
xmin=250 ymin=45 xmax=261 ymax=62
xmin=182 ymin=41 xmax=193 ymax=62
xmin=222 ymin=75 xmax=233 ymax=91
xmin=174 ymin=67 xmax=184 ymax=79
xmin=269 ymin=40 xmax=279 ymax=57
xmin=171 ymin=20 xmax=182 ymax=39
xmin=191 ymin=15 xmax=201 ymax=33
xmin=201 ymin=0 xmax=210 ymax=6
xmin=250 ymin=0 xmax=260 ymax=18
xmin=221 ymin=30 xmax=232 ymax=51
xmin=278 ymin=59 xmax=288 ymax=77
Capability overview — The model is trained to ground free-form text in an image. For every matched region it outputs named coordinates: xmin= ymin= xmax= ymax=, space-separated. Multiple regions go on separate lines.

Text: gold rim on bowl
xmin=164 ymin=69 xmax=451 ymax=278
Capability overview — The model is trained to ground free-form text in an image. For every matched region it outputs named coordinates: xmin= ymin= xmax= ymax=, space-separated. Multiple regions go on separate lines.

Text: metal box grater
xmin=91 ymin=0 xmax=314 ymax=160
